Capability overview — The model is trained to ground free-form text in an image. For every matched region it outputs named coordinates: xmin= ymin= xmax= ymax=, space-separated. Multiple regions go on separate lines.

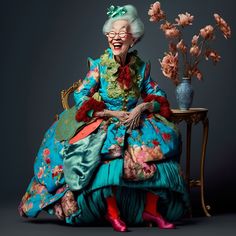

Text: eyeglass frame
xmin=105 ymin=31 xmax=132 ymax=39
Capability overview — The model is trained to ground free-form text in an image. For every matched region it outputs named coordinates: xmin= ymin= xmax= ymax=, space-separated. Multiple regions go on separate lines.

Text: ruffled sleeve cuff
xmin=143 ymin=94 xmax=172 ymax=119
xmin=75 ymin=97 xmax=105 ymax=122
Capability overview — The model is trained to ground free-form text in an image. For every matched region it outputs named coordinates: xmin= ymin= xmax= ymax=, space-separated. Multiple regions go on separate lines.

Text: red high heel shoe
xmin=142 ymin=211 xmax=175 ymax=229
xmin=105 ymin=214 xmax=128 ymax=232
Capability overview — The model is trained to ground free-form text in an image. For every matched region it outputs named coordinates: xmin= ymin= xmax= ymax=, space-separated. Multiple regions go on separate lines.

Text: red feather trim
xmin=75 ymin=97 xmax=105 ymax=122
xmin=143 ymin=94 xmax=172 ymax=119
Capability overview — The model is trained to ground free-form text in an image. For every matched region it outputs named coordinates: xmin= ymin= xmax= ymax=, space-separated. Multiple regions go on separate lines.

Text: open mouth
xmin=112 ymin=42 xmax=123 ymax=50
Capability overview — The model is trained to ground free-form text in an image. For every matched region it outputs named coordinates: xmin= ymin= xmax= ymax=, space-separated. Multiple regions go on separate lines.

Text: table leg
xmin=200 ymin=117 xmax=211 ymax=216
xmin=186 ymin=123 xmax=192 ymax=190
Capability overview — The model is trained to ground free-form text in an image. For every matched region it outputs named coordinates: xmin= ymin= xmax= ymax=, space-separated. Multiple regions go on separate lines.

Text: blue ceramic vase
xmin=175 ymin=77 xmax=194 ymax=110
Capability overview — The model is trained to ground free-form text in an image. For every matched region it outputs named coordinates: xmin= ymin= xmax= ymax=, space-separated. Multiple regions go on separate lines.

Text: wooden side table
xmin=170 ymin=108 xmax=211 ymax=217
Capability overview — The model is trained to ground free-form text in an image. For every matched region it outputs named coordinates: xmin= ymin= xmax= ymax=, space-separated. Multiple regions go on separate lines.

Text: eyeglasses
xmin=106 ymin=31 xmax=131 ymax=39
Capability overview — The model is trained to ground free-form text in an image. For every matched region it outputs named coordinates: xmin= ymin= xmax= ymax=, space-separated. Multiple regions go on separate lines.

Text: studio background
xmin=1 ymin=0 xmax=236 ymax=217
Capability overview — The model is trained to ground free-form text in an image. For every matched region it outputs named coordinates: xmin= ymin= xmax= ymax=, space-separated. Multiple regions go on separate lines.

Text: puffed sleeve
xmin=74 ymin=57 xmax=105 ymax=122
xmin=141 ymin=62 xmax=172 ymax=119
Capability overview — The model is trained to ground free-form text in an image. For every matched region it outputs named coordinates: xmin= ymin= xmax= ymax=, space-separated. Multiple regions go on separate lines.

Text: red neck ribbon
xmin=117 ymin=65 xmax=132 ymax=90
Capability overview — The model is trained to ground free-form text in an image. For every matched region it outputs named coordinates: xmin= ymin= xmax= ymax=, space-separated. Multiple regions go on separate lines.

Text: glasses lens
xmin=108 ymin=32 xmax=116 ymax=38
xmin=107 ymin=31 xmax=129 ymax=39
xmin=119 ymin=32 xmax=127 ymax=38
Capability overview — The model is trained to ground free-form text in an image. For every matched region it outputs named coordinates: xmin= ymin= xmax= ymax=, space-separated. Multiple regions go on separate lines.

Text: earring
xmin=130 ymin=44 xmax=134 ymax=48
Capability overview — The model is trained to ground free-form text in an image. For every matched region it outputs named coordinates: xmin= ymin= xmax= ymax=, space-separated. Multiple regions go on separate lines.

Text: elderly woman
xmin=19 ymin=5 xmax=189 ymax=232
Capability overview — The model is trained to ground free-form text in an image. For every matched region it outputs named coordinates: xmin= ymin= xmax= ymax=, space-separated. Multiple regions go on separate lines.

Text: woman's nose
xmin=113 ymin=33 xmax=121 ymax=40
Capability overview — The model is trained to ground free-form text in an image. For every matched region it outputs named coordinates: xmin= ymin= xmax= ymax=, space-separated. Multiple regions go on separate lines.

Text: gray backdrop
xmin=1 ymin=0 xmax=236 ymax=215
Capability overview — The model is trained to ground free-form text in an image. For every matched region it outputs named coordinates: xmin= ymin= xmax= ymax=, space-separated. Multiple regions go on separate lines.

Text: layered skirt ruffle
xmin=19 ymin=117 xmax=190 ymax=225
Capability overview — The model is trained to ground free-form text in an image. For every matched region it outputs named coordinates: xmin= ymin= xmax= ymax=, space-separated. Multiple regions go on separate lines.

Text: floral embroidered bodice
xmin=74 ymin=48 xmax=166 ymax=112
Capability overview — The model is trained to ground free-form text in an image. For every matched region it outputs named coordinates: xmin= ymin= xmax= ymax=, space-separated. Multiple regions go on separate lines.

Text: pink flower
xmin=205 ymin=50 xmax=221 ymax=64
xmin=160 ymin=22 xmax=180 ymax=39
xmin=159 ymin=52 xmax=179 ymax=81
xmin=148 ymin=1 xmax=166 ymax=22
xmin=148 ymin=3 xmax=231 ymax=84
xmin=191 ymin=67 xmax=203 ymax=80
xmin=177 ymin=39 xmax=187 ymax=53
xmin=175 ymin=12 xmax=194 ymax=26
xmin=22 ymin=192 xmax=31 ymax=202
xmin=37 ymin=167 xmax=44 ymax=179
xmin=32 ymin=182 xmax=45 ymax=194
xmin=21 ymin=202 xmax=33 ymax=213
xmin=108 ymin=144 xmax=122 ymax=158
xmin=86 ymin=67 xmax=99 ymax=81
xmin=52 ymin=165 xmax=63 ymax=178
xmin=43 ymin=148 xmax=50 ymax=157
xmin=116 ymin=137 xmax=124 ymax=145
xmin=190 ymin=45 xmax=201 ymax=56
xmin=200 ymin=25 xmax=214 ymax=39
xmin=191 ymin=35 xmax=199 ymax=45
xmin=214 ymin=13 xmax=231 ymax=39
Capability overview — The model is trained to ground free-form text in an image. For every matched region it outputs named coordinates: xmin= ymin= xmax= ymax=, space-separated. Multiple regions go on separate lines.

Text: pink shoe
xmin=105 ymin=214 xmax=128 ymax=232
xmin=142 ymin=211 xmax=175 ymax=229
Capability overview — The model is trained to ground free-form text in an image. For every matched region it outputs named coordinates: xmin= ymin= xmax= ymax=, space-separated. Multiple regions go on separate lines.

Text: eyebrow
xmin=111 ymin=25 xmax=127 ymax=31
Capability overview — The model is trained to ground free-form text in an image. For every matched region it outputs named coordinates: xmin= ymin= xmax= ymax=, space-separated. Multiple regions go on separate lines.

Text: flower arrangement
xmin=148 ymin=1 xmax=231 ymax=86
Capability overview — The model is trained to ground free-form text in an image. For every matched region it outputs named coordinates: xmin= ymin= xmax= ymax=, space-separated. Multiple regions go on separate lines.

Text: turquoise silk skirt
xmin=18 ymin=115 xmax=190 ymax=225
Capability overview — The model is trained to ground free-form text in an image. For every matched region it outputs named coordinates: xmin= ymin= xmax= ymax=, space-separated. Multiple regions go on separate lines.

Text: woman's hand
xmin=110 ymin=110 xmax=130 ymax=123
xmin=94 ymin=110 xmax=129 ymax=123
xmin=94 ymin=102 xmax=153 ymax=132
xmin=123 ymin=102 xmax=153 ymax=132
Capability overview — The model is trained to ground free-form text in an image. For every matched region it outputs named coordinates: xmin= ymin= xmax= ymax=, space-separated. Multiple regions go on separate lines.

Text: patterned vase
xmin=175 ymin=77 xmax=194 ymax=110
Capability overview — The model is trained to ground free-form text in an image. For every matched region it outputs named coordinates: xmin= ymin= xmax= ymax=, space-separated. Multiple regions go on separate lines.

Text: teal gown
xmin=18 ymin=48 xmax=190 ymax=225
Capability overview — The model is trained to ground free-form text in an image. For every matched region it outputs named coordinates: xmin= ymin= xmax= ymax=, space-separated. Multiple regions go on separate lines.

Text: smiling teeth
xmin=113 ymin=43 xmax=122 ymax=48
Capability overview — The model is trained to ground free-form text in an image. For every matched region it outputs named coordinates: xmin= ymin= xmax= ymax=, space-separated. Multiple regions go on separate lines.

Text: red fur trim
xmin=75 ymin=97 xmax=105 ymax=122
xmin=117 ymin=65 xmax=132 ymax=90
xmin=143 ymin=94 xmax=172 ymax=119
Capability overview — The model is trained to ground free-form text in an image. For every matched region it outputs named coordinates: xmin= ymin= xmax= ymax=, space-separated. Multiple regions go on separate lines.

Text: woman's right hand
xmin=94 ymin=109 xmax=129 ymax=123
xmin=111 ymin=110 xmax=130 ymax=123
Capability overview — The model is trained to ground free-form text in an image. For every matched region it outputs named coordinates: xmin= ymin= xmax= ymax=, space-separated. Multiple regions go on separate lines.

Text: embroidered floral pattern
xmin=130 ymin=144 xmax=163 ymax=163
xmin=61 ymin=190 xmax=79 ymax=217
xmin=54 ymin=202 xmax=65 ymax=220
xmin=18 ymin=178 xmax=70 ymax=218
xmin=123 ymin=150 xmax=157 ymax=181
xmin=108 ymin=144 xmax=123 ymax=158
xmin=52 ymin=165 xmax=63 ymax=178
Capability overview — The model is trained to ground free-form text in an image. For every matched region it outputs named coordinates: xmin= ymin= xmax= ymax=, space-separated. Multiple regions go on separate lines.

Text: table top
xmin=171 ymin=108 xmax=208 ymax=114
xmin=170 ymin=108 xmax=208 ymax=123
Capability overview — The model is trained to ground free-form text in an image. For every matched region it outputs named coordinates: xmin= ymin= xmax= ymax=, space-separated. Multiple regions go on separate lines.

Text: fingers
xmin=123 ymin=114 xmax=141 ymax=130
xmin=133 ymin=116 xmax=140 ymax=128
xmin=130 ymin=116 xmax=140 ymax=130
xmin=122 ymin=118 xmax=132 ymax=126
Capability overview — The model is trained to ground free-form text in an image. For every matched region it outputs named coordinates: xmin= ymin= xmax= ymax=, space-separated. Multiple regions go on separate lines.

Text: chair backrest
xmin=60 ymin=81 xmax=82 ymax=110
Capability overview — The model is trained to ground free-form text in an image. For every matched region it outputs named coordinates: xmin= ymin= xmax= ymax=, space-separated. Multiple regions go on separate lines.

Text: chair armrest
xmin=61 ymin=81 xmax=82 ymax=110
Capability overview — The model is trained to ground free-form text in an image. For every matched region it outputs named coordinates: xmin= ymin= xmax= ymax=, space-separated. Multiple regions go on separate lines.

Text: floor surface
xmin=1 ymin=204 xmax=236 ymax=236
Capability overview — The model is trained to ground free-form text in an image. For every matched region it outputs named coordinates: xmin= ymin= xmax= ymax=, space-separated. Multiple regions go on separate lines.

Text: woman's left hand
xmin=123 ymin=102 xmax=152 ymax=132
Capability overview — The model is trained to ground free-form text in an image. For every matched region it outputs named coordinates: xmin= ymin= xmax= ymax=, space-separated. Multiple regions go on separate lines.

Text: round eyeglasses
xmin=106 ymin=31 xmax=131 ymax=39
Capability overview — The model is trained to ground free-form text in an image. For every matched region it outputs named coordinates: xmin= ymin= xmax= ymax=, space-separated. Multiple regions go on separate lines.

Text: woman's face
xmin=106 ymin=20 xmax=135 ymax=57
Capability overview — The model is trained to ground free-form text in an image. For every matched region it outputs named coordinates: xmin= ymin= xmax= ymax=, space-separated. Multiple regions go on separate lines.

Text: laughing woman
xmin=19 ymin=5 xmax=189 ymax=232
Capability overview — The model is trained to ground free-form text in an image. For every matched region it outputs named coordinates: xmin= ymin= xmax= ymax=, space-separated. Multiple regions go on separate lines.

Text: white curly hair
xmin=102 ymin=5 xmax=144 ymax=44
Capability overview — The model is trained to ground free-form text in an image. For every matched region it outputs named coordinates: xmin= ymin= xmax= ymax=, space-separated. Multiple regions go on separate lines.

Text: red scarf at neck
xmin=117 ymin=64 xmax=132 ymax=90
